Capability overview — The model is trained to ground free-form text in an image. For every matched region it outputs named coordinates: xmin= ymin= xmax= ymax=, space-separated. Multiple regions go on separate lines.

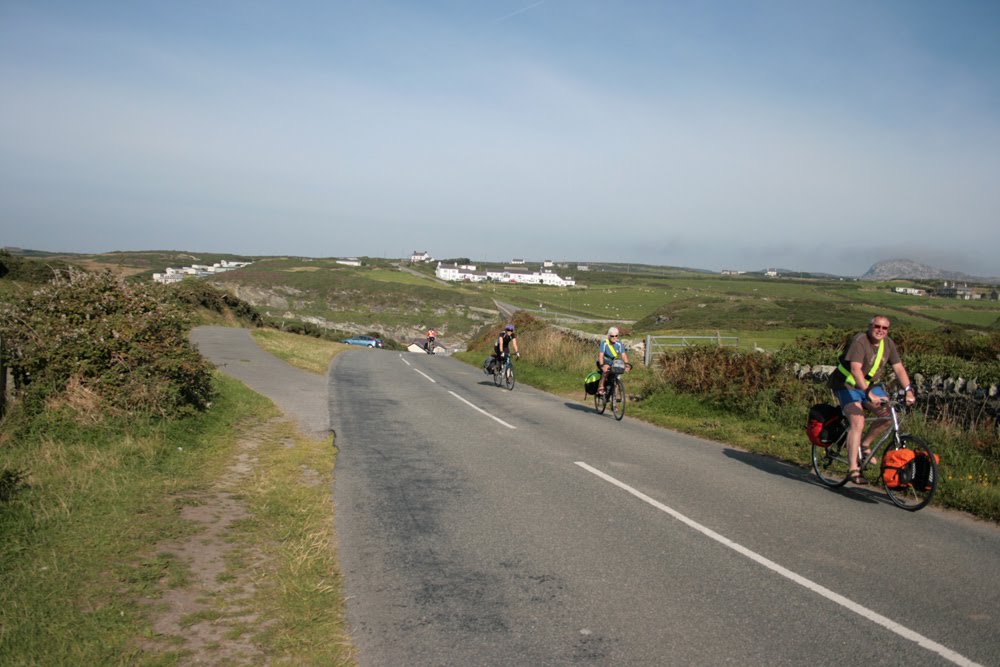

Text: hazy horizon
xmin=7 ymin=244 xmax=996 ymax=281
xmin=3 ymin=1 xmax=999 ymax=277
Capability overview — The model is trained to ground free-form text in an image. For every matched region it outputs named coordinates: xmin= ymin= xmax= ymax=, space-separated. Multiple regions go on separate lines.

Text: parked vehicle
xmin=341 ymin=335 xmax=384 ymax=349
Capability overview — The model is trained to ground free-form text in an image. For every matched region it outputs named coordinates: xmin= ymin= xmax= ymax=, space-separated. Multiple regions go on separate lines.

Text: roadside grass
xmin=0 ymin=375 xmax=259 ymax=664
xmin=0 ymin=373 xmax=352 ymax=665
xmin=251 ymin=327 xmax=349 ymax=374
xmin=218 ymin=409 xmax=350 ymax=665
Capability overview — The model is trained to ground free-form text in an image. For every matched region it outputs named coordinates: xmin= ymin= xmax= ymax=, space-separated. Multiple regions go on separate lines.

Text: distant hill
xmin=861 ymin=259 xmax=999 ymax=284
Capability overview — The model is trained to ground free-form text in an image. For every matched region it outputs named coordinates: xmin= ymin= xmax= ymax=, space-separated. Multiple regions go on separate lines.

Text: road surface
xmin=194 ymin=327 xmax=1000 ymax=666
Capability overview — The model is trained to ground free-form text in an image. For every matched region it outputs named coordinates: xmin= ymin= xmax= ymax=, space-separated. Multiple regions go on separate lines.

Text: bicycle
xmin=594 ymin=359 xmax=630 ymax=421
xmin=492 ymin=353 xmax=516 ymax=390
xmin=811 ymin=385 xmax=938 ymax=511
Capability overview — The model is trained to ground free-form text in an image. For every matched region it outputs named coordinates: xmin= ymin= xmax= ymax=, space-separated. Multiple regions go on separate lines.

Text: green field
xmin=6 ymin=251 xmax=998 ymax=350
xmin=209 ymin=258 xmax=497 ymax=338
xmin=491 ymin=272 xmax=1000 ymax=351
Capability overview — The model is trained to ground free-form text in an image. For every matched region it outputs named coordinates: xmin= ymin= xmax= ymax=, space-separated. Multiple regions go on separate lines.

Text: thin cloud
xmin=492 ymin=1 xmax=545 ymax=24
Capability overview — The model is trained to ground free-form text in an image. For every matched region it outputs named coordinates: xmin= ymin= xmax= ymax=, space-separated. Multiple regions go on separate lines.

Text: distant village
xmin=894 ymin=282 xmax=999 ymax=301
xmin=411 ymin=251 xmax=577 ymax=287
xmin=150 ymin=252 xmax=996 ymax=300
xmin=152 ymin=260 xmax=253 ymax=284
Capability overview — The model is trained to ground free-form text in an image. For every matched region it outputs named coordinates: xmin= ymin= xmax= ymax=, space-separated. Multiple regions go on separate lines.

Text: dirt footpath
xmin=132 ymin=327 xmax=336 ymax=664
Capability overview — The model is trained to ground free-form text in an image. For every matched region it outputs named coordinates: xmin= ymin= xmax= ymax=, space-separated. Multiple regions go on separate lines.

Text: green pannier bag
xmin=584 ymin=371 xmax=602 ymax=396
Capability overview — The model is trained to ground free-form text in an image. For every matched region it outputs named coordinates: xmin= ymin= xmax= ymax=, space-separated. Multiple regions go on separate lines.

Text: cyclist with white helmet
xmin=492 ymin=323 xmax=520 ymax=369
xmin=596 ymin=326 xmax=629 ymax=396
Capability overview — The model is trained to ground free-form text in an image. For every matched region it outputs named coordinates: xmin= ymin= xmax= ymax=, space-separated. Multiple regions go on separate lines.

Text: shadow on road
xmin=563 ymin=401 xmax=599 ymax=414
xmin=723 ymin=448 xmax=886 ymax=505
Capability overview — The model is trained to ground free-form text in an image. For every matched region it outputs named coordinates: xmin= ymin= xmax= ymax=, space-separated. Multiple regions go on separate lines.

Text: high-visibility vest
xmin=837 ymin=338 xmax=884 ymax=387
xmin=603 ymin=339 xmax=620 ymax=360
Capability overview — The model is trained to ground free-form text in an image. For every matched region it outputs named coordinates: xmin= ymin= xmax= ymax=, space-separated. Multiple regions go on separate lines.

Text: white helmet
xmin=607 ymin=326 xmax=619 ymax=336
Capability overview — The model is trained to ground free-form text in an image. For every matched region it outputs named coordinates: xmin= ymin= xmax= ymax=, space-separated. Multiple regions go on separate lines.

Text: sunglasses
xmin=872 ymin=324 xmax=889 ymax=331
xmin=609 ymin=335 xmax=618 ymax=338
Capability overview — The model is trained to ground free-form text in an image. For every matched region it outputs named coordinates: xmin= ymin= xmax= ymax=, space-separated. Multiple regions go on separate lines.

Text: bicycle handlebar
xmin=865 ymin=384 xmax=911 ymax=409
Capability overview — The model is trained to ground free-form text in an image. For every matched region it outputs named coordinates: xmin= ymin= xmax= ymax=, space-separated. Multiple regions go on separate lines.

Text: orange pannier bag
xmin=882 ymin=448 xmax=916 ymax=488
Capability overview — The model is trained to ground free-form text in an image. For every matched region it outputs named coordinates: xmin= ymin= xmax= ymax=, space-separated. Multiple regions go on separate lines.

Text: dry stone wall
xmin=793 ymin=364 xmax=1000 ymax=429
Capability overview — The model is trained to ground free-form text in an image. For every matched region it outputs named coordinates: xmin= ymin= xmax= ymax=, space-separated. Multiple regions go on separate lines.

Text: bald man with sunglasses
xmin=828 ymin=315 xmax=916 ymax=485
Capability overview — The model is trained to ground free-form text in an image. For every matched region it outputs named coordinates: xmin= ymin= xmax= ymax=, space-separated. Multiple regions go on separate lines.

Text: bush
xmin=170 ymin=280 xmax=263 ymax=327
xmin=0 ymin=250 xmax=74 ymax=285
xmin=0 ymin=269 xmax=213 ymax=417
xmin=655 ymin=346 xmax=823 ymax=424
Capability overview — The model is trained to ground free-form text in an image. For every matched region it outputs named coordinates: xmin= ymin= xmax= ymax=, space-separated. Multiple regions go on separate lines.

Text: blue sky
xmin=2 ymin=1 xmax=999 ymax=276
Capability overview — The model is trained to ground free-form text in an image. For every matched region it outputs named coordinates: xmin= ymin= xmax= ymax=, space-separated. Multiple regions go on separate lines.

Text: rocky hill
xmin=861 ymin=259 xmax=998 ymax=284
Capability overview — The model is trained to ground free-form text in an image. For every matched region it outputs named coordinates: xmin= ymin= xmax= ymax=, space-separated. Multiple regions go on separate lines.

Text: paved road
xmin=189 ymin=326 xmax=331 ymax=439
xmin=194 ymin=327 xmax=1000 ymax=666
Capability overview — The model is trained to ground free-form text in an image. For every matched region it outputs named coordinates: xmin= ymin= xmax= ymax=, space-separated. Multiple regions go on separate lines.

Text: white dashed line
xmin=413 ymin=369 xmax=436 ymax=383
xmin=449 ymin=391 xmax=516 ymax=429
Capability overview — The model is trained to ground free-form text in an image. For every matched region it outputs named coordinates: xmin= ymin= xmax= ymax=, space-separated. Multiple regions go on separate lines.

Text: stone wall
xmin=793 ymin=364 xmax=1000 ymax=430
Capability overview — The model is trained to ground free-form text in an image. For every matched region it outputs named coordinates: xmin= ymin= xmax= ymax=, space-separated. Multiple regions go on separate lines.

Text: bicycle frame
xmin=595 ymin=366 xmax=628 ymax=420
xmin=856 ymin=401 xmax=906 ymax=470
xmin=493 ymin=354 xmax=515 ymax=390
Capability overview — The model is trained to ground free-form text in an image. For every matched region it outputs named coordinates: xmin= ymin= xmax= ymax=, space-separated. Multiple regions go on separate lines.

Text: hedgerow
xmin=0 ymin=268 xmax=213 ymax=417
xmin=171 ymin=279 xmax=263 ymax=327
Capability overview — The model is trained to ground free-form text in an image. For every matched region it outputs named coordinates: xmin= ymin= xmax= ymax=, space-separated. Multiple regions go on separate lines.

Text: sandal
xmin=849 ymin=470 xmax=870 ymax=486
xmin=860 ymin=448 xmax=873 ymax=463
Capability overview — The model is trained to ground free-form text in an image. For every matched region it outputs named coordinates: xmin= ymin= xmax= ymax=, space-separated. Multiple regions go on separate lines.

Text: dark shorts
xmin=835 ymin=385 xmax=887 ymax=406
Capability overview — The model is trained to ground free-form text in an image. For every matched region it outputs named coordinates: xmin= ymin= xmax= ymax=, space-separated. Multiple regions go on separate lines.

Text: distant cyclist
xmin=493 ymin=324 xmax=519 ymax=368
xmin=828 ymin=315 xmax=916 ymax=485
xmin=596 ymin=326 xmax=630 ymax=396
xmin=425 ymin=328 xmax=437 ymax=353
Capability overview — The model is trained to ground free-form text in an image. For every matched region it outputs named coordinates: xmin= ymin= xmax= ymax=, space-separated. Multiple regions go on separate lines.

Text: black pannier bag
xmin=806 ymin=403 xmax=845 ymax=447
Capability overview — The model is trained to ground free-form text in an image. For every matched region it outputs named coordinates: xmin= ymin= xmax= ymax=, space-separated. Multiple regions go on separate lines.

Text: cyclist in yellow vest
xmin=828 ymin=315 xmax=915 ymax=485
xmin=596 ymin=326 xmax=630 ymax=396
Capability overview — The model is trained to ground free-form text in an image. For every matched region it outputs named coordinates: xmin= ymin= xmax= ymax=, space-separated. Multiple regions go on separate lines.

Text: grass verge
xmin=0 ymin=373 xmax=352 ymax=665
xmin=251 ymin=327 xmax=348 ymax=374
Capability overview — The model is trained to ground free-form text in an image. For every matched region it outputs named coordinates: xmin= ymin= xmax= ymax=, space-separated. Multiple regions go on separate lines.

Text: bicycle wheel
xmin=883 ymin=435 xmax=938 ymax=511
xmin=505 ymin=364 xmax=515 ymax=390
xmin=492 ymin=362 xmax=502 ymax=387
xmin=612 ymin=378 xmax=625 ymax=421
xmin=594 ymin=387 xmax=607 ymax=414
xmin=812 ymin=430 xmax=851 ymax=488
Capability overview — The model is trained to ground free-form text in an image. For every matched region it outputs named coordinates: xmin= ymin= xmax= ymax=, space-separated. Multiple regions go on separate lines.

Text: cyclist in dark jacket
xmin=493 ymin=323 xmax=519 ymax=368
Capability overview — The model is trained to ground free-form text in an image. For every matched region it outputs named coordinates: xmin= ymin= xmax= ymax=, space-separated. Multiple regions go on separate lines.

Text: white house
xmin=411 ymin=250 xmax=433 ymax=263
xmin=152 ymin=259 xmax=253 ymax=284
xmin=435 ymin=262 xmax=487 ymax=282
